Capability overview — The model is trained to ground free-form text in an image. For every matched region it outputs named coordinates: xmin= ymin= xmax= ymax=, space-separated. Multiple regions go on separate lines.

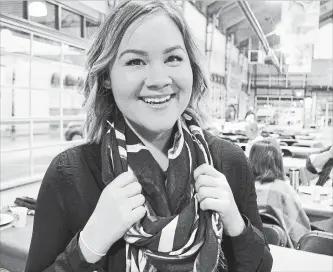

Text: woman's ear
xmin=103 ymin=79 xmax=112 ymax=89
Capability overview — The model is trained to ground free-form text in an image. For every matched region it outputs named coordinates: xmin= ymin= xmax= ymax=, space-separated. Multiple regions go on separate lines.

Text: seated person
xmin=306 ymin=145 xmax=333 ymax=187
xmin=245 ymin=121 xmax=264 ymax=154
xmin=249 ymin=139 xmax=311 ymax=248
xmin=244 ymin=110 xmax=256 ymax=123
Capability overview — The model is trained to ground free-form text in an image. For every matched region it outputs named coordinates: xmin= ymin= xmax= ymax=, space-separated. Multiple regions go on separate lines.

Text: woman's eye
xmin=126 ymin=59 xmax=145 ymax=66
xmin=166 ymin=55 xmax=183 ymax=63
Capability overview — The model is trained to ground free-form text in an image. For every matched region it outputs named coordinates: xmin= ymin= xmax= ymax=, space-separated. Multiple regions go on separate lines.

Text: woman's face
xmin=110 ymin=12 xmax=193 ymax=134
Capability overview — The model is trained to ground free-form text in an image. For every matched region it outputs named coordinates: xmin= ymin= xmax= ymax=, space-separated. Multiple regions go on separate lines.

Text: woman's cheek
xmin=169 ymin=65 xmax=193 ymax=89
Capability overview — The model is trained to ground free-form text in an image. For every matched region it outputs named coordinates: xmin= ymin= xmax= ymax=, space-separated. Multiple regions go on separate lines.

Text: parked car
xmin=65 ymin=122 xmax=83 ymax=141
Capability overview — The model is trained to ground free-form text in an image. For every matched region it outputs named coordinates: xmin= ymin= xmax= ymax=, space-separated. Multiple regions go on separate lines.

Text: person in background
xmin=205 ymin=122 xmax=223 ymax=137
xmin=245 ymin=121 xmax=264 ymax=154
xmin=306 ymin=145 xmax=333 ymax=187
xmin=244 ymin=110 xmax=256 ymax=123
xmin=25 ymin=1 xmax=272 ymax=271
xmin=225 ymin=104 xmax=237 ymax=122
xmin=249 ymin=139 xmax=311 ymax=248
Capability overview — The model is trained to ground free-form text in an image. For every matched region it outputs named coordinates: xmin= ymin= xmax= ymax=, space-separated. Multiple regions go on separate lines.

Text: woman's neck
xmin=124 ymin=118 xmax=174 ymax=155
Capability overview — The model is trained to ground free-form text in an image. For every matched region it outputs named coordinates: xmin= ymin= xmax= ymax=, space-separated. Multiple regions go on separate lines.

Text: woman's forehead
xmin=119 ymin=12 xmax=185 ymax=51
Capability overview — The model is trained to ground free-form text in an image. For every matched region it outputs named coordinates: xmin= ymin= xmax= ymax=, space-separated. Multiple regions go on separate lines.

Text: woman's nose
xmin=145 ymin=65 xmax=172 ymax=90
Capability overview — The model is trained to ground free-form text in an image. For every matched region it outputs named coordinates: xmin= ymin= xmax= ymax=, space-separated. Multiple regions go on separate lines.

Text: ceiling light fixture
xmin=29 ymin=1 xmax=47 ymax=17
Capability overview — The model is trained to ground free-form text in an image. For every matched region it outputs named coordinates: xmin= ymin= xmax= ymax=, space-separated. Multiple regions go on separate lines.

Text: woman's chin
xmin=143 ymin=120 xmax=177 ymax=135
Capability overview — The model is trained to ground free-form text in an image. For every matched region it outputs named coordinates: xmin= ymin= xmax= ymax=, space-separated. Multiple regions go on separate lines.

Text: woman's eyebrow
xmin=119 ymin=49 xmax=148 ymax=58
xmin=163 ymin=45 xmax=185 ymax=54
xmin=119 ymin=45 xmax=185 ymax=58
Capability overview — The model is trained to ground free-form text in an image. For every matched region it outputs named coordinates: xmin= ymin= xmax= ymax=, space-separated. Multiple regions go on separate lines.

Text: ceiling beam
xmin=224 ymin=4 xmax=268 ymax=32
xmin=207 ymin=1 xmax=224 ymax=16
xmin=320 ymin=11 xmax=333 ymax=27
xmin=220 ymin=1 xmax=238 ymax=14
xmin=207 ymin=1 xmax=241 ymax=16
xmin=236 ymin=0 xmax=281 ymax=73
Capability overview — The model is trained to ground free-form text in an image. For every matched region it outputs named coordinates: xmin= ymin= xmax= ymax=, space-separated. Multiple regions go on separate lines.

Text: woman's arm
xmin=223 ymin=156 xmax=273 ymax=272
xmin=25 ymin=156 xmax=104 ymax=272
xmin=307 ymin=146 xmax=333 ymax=174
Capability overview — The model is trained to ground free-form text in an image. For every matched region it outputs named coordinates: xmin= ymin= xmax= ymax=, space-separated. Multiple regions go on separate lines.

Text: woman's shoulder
xmin=203 ymin=130 xmax=247 ymax=167
xmin=41 ymin=142 xmax=102 ymax=192
xmin=43 ymin=142 xmax=101 ymax=185
xmin=263 ymin=179 xmax=297 ymax=197
xmin=51 ymin=142 xmax=101 ymax=168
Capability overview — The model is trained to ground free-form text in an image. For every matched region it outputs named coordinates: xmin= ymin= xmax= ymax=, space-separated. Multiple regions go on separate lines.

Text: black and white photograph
xmin=0 ymin=0 xmax=332 ymax=271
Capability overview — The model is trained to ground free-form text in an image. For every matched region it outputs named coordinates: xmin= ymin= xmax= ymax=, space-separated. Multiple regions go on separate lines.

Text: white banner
xmin=280 ymin=1 xmax=320 ymax=73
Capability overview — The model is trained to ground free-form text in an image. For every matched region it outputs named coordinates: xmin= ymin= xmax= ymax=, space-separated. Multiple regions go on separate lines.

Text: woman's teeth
xmin=142 ymin=95 xmax=172 ymax=104
xmin=141 ymin=94 xmax=174 ymax=109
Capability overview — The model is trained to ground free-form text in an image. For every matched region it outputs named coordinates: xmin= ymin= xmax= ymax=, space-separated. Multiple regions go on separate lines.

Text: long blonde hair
xmin=83 ymin=0 xmax=212 ymax=143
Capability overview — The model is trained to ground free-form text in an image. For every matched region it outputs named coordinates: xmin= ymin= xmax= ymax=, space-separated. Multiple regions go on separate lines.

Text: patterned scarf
xmin=101 ymin=111 xmax=227 ymax=272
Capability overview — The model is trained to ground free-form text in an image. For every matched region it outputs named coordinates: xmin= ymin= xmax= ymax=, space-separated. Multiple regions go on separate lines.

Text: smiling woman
xmin=25 ymin=1 xmax=272 ymax=272
xmin=108 ymin=13 xmax=193 ymax=138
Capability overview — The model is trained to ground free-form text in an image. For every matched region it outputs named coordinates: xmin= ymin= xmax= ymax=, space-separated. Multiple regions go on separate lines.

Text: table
xmin=270 ymin=244 xmax=333 ymax=272
xmin=1 ymin=216 xmax=333 ymax=272
xmin=0 ymin=216 xmax=34 ymax=272
xmin=298 ymin=187 xmax=333 ymax=221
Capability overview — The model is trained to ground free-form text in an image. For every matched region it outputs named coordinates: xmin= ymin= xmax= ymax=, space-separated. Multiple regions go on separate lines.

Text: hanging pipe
xmin=237 ymin=0 xmax=282 ymax=73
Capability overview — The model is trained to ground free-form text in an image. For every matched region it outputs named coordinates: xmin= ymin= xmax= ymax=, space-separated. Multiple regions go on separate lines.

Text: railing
xmin=0 ymin=115 xmax=86 ymax=190
xmin=251 ymin=74 xmax=333 ymax=89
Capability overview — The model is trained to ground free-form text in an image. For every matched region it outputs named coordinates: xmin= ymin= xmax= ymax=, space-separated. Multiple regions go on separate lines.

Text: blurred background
xmin=0 ymin=0 xmax=332 ymax=189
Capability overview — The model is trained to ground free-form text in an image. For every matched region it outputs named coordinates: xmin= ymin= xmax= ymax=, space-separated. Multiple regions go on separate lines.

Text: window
xmin=30 ymin=1 xmax=58 ymax=29
xmin=0 ymin=1 xmax=26 ymax=18
xmin=0 ymin=26 xmax=31 ymax=55
xmin=86 ymin=19 xmax=99 ymax=39
xmin=0 ymin=26 xmax=86 ymax=189
xmin=63 ymin=45 xmax=86 ymax=66
xmin=61 ymin=8 xmax=82 ymax=38
xmin=32 ymin=35 xmax=61 ymax=61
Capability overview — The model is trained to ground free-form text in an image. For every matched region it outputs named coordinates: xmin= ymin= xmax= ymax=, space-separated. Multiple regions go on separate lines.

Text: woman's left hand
xmin=194 ymin=164 xmax=246 ymax=237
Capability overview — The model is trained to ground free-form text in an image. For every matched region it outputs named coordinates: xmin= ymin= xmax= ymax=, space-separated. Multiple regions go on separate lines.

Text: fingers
xmin=110 ymin=171 xmax=137 ymax=188
xmin=195 ymin=175 xmax=220 ymax=191
xmin=199 ymin=198 xmax=227 ymax=214
xmin=130 ymin=206 xmax=146 ymax=223
xmin=193 ymin=164 xmax=221 ymax=180
xmin=128 ymin=194 xmax=145 ymax=210
xmin=123 ymin=182 xmax=142 ymax=197
xmin=196 ymin=187 xmax=222 ymax=203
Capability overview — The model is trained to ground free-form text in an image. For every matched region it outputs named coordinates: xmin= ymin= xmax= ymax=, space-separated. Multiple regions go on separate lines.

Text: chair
xmin=262 ymin=223 xmax=288 ymax=247
xmin=260 ymin=212 xmax=281 ymax=226
xmin=260 ymin=212 xmax=288 ymax=247
xmin=297 ymin=231 xmax=333 ymax=256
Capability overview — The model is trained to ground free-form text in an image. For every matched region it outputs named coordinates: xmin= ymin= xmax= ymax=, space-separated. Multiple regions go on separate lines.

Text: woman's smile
xmin=139 ymin=93 xmax=176 ymax=109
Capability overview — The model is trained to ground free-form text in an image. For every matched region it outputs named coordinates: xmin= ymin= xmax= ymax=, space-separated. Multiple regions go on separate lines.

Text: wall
xmin=309 ymin=59 xmax=333 ymax=86
xmin=79 ymin=1 xmax=109 ymax=15
xmin=210 ymin=28 xmax=226 ymax=76
xmin=183 ymin=1 xmax=227 ymax=120
xmin=57 ymin=0 xmax=107 ymax=21
xmin=183 ymin=1 xmax=206 ymax=55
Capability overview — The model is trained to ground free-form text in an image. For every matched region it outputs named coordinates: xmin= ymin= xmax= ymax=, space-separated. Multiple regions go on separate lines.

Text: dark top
xmin=25 ymin=132 xmax=273 ymax=272
xmin=306 ymin=146 xmax=333 ymax=186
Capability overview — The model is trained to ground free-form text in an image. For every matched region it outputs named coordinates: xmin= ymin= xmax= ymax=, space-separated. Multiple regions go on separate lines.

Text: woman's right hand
xmin=79 ymin=171 xmax=146 ymax=263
